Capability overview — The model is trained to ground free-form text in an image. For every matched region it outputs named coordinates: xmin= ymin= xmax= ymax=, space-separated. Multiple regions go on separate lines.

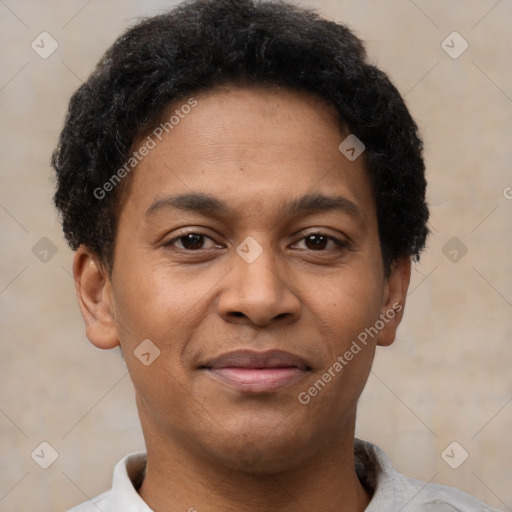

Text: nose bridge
xmin=238 ymin=237 xmax=280 ymax=288
xmin=218 ymin=235 xmax=300 ymax=326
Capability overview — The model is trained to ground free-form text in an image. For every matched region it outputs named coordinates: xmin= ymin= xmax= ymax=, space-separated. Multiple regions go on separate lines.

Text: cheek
xmin=112 ymin=255 xmax=201 ymax=342
xmin=307 ymin=267 xmax=384 ymax=352
xmin=299 ymin=276 xmax=382 ymax=423
xmin=111 ymin=256 xmax=212 ymax=392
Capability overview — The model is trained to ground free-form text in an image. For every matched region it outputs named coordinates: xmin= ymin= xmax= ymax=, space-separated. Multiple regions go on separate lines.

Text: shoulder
xmin=394 ymin=471 xmax=502 ymax=511
xmin=354 ymin=439 xmax=502 ymax=512
xmin=65 ymin=490 xmax=111 ymax=512
xmin=64 ymin=451 xmax=148 ymax=512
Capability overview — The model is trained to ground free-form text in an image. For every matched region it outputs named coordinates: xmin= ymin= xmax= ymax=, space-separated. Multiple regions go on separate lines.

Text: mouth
xmin=200 ymin=349 xmax=312 ymax=393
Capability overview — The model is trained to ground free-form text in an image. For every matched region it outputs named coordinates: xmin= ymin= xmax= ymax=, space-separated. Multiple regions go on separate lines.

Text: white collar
xmin=73 ymin=438 xmax=499 ymax=511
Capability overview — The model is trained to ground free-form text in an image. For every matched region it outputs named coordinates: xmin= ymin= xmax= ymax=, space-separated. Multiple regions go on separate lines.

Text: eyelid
xmin=165 ymin=229 xmax=351 ymax=253
xmin=166 ymin=230 xmax=222 ymax=249
xmin=290 ymin=231 xmax=351 ymax=250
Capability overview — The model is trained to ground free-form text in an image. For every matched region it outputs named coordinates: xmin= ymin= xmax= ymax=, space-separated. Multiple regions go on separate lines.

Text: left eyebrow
xmin=283 ymin=193 xmax=363 ymax=220
xmin=145 ymin=192 xmax=364 ymax=221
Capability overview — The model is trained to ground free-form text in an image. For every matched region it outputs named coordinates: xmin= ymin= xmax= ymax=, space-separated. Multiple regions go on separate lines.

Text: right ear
xmin=72 ymin=246 xmax=120 ymax=349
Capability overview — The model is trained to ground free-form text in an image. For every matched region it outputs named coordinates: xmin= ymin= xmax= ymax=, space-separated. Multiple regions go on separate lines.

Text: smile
xmin=201 ymin=349 xmax=312 ymax=393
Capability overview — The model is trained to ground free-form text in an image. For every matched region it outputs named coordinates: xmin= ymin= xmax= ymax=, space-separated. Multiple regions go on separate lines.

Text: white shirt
xmin=67 ymin=439 xmax=502 ymax=511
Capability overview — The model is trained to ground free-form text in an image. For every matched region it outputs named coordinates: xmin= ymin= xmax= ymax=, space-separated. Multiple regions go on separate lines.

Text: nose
xmin=217 ymin=240 xmax=301 ymax=327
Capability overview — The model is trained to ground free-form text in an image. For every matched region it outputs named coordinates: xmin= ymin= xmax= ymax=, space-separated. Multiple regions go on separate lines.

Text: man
xmin=52 ymin=0 xmax=500 ymax=510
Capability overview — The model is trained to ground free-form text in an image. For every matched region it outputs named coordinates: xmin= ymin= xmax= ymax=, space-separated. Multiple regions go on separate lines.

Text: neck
xmin=138 ymin=420 xmax=371 ymax=512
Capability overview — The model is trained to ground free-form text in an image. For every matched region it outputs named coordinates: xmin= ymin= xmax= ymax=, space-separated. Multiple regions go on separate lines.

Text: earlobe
xmin=377 ymin=257 xmax=412 ymax=347
xmin=73 ymin=246 xmax=120 ymax=349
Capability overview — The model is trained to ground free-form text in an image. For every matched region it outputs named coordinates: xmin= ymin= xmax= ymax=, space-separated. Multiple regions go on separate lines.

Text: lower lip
xmin=206 ymin=367 xmax=306 ymax=393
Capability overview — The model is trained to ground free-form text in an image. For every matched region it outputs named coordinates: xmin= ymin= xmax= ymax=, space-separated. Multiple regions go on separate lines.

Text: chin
xmin=200 ymin=425 xmax=317 ymax=475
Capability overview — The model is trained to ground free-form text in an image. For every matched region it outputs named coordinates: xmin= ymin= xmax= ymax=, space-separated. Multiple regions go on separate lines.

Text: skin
xmin=73 ymin=85 xmax=411 ymax=512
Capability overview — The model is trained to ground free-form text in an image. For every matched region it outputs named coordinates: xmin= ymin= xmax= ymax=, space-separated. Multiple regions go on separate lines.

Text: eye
xmin=166 ymin=232 xmax=220 ymax=251
xmin=165 ymin=231 xmax=349 ymax=253
xmin=293 ymin=233 xmax=349 ymax=251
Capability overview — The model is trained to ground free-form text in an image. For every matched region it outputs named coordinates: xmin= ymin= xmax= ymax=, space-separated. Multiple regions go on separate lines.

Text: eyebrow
xmin=145 ymin=192 xmax=363 ymax=220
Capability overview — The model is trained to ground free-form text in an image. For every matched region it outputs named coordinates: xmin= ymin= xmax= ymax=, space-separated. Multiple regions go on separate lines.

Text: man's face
xmin=78 ymin=86 xmax=408 ymax=472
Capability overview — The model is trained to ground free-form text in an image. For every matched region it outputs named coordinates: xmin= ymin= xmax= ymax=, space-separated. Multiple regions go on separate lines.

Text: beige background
xmin=1 ymin=0 xmax=511 ymax=510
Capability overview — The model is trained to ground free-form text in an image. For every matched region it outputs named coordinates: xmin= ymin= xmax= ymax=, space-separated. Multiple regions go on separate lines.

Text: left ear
xmin=377 ymin=257 xmax=411 ymax=347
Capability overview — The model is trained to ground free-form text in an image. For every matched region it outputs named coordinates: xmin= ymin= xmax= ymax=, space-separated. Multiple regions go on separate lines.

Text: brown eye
xmin=304 ymin=234 xmax=329 ymax=250
xmin=168 ymin=232 xmax=217 ymax=250
xmin=179 ymin=233 xmax=205 ymax=250
xmin=294 ymin=233 xmax=349 ymax=251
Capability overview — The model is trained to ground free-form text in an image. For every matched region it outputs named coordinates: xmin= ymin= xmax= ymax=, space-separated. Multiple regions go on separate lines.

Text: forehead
xmin=134 ymin=84 xmax=345 ymax=170
xmin=118 ymin=85 xmax=375 ymax=224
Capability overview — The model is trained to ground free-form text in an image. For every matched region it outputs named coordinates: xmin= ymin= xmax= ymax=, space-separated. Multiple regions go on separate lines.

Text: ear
xmin=377 ymin=257 xmax=411 ymax=347
xmin=73 ymin=245 xmax=120 ymax=349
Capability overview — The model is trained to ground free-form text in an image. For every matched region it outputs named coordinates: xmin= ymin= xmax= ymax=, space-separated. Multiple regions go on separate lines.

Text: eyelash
xmin=166 ymin=231 xmax=350 ymax=252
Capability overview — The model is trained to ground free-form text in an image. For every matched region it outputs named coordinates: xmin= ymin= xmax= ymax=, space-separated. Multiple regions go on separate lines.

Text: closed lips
xmin=201 ymin=349 xmax=312 ymax=393
xmin=202 ymin=349 xmax=312 ymax=370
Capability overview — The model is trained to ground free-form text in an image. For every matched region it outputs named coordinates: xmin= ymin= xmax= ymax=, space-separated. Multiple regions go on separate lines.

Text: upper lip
xmin=202 ymin=349 xmax=311 ymax=371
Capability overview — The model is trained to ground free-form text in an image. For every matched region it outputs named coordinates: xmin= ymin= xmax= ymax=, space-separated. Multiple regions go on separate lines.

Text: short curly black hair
xmin=52 ymin=0 xmax=429 ymax=275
